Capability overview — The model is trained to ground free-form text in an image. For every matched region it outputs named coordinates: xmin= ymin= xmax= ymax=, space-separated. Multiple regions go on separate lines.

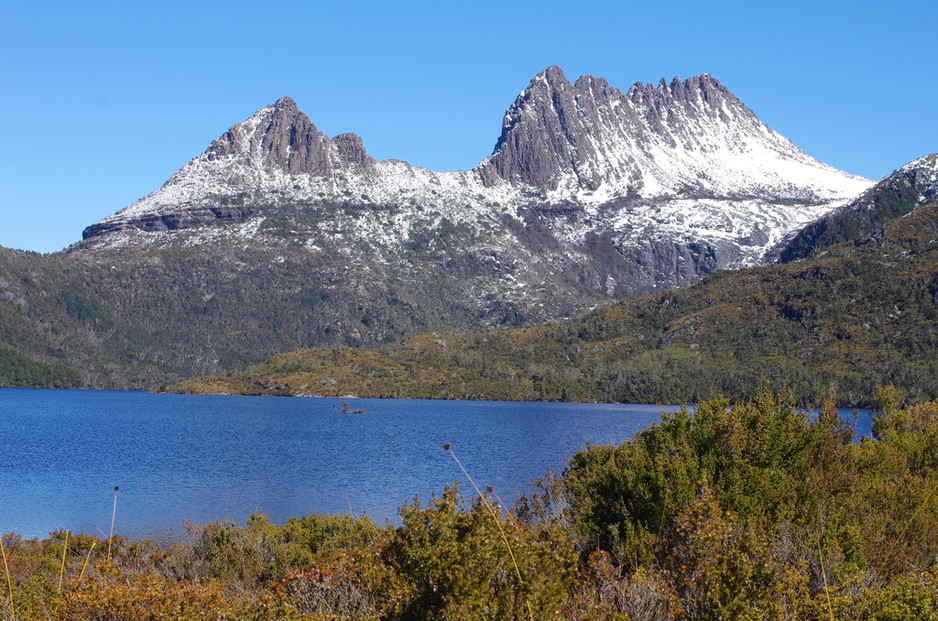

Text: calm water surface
xmin=0 ymin=389 xmax=871 ymax=541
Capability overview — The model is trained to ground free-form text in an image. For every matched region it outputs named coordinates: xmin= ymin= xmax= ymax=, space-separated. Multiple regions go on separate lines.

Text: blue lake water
xmin=0 ymin=389 xmax=872 ymax=541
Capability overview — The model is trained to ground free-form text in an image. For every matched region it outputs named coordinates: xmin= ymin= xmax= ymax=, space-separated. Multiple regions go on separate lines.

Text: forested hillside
xmin=172 ymin=200 xmax=938 ymax=407
xmin=777 ymin=153 xmax=937 ymax=262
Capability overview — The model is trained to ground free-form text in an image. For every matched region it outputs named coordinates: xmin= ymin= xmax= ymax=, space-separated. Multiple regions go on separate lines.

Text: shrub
xmin=381 ymin=484 xmax=575 ymax=620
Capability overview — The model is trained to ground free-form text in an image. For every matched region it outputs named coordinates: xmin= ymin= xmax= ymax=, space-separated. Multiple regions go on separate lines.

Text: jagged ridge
xmin=476 ymin=67 xmax=865 ymax=202
xmin=82 ymin=66 xmax=870 ymax=253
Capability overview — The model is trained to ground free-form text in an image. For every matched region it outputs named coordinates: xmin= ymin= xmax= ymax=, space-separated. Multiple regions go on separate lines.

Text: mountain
xmin=172 ymin=183 xmax=938 ymax=407
xmin=477 ymin=68 xmax=863 ymax=200
xmin=81 ymin=68 xmax=868 ymax=277
xmin=3 ymin=68 xmax=872 ymax=388
xmin=774 ymin=153 xmax=938 ymax=262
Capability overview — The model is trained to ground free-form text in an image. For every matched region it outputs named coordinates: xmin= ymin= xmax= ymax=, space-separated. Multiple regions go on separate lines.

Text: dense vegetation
xmin=1 ymin=240 xmax=468 ymax=390
xmin=0 ymin=197 xmax=604 ymax=391
xmin=0 ymin=343 xmax=79 ymax=389
xmin=4 ymin=391 xmax=938 ymax=619
xmin=172 ymin=201 xmax=938 ymax=407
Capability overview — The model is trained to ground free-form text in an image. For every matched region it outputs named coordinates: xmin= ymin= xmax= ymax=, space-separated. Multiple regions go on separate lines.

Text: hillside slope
xmin=774 ymin=153 xmax=938 ymax=262
xmin=172 ymin=193 xmax=938 ymax=407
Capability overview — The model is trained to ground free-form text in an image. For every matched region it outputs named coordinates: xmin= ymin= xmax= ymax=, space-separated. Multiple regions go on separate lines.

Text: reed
xmin=0 ymin=535 xmax=14 ymax=621
xmin=77 ymin=541 xmax=96 ymax=583
xmin=107 ymin=486 xmax=119 ymax=560
xmin=443 ymin=442 xmax=534 ymax=621
xmin=816 ymin=532 xmax=835 ymax=621
xmin=57 ymin=530 xmax=69 ymax=595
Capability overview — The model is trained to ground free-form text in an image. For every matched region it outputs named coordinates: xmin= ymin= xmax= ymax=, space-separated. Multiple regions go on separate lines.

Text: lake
xmin=0 ymin=389 xmax=872 ymax=541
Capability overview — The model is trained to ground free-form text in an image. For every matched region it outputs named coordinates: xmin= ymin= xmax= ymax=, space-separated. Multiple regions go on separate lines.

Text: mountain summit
xmin=476 ymin=66 xmax=864 ymax=203
xmin=204 ymin=96 xmax=375 ymax=177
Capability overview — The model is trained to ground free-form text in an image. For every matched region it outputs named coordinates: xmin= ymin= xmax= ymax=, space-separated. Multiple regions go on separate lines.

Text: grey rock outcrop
xmin=474 ymin=66 xmax=829 ymax=200
xmin=207 ymin=97 xmax=332 ymax=176
xmin=204 ymin=96 xmax=376 ymax=177
xmin=331 ymin=132 xmax=375 ymax=173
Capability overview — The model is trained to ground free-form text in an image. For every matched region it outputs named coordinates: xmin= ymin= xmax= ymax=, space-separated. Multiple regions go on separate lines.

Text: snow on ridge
xmin=476 ymin=67 xmax=871 ymax=207
xmin=899 ymin=153 xmax=938 ymax=172
xmin=86 ymin=130 xmax=869 ymax=264
xmin=578 ymin=77 xmax=871 ymax=202
xmin=84 ymin=69 xmax=876 ymax=264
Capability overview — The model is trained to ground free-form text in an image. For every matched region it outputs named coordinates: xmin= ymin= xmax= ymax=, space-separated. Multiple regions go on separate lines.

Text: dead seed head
xmin=442 ymin=443 xmax=451 ymax=451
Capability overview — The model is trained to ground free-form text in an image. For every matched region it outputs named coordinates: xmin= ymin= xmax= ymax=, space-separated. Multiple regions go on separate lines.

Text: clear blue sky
xmin=2 ymin=0 xmax=936 ymax=253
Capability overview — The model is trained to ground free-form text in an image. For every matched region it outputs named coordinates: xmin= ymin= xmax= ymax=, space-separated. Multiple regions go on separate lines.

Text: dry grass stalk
xmin=816 ymin=532 xmax=835 ymax=621
xmin=443 ymin=442 xmax=534 ymax=621
xmin=78 ymin=540 xmax=96 ymax=583
xmin=58 ymin=530 xmax=69 ymax=594
xmin=0 ymin=535 xmax=15 ymax=621
xmin=107 ymin=486 xmax=119 ymax=560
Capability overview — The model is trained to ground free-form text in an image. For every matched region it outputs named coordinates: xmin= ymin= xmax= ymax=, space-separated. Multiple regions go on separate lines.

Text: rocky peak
xmin=79 ymin=96 xmax=382 ymax=240
xmin=475 ymin=67 xmax=830 ymax=199
xmin=331 ymin=132 xmax=375 ymax=173
xmin=477 ymin=66 xmax=591 ymax=190
xmin=204 ymin=97 xmax=373 ymax=177
xmin=900 ymin=153 xmax=938 ymax=202
xmin=476 ymin=68 xmax=718 ymax=191
xmin=272 ymin=95 xmax=299 ymax=111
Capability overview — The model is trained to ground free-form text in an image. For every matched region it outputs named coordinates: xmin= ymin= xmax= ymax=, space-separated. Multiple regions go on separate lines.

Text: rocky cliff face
xmin=203 ymin=96 xmax=375 ymax=176
xmin=475 ymin=67 xmax=864 ymax=202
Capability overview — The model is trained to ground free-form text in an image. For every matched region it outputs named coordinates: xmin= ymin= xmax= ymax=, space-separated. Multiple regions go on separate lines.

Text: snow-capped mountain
xmin=49 ymin=67 xmax=875 ymax=385
xmin=83 ymin=68 xmax=869 ymax=269
xmin=477 ymin=67 xmax=864 ymax=202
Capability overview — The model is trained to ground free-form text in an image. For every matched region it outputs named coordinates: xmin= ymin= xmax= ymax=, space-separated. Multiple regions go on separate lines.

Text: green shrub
xmin=381 ymin=484 xmax=575 ymax=620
